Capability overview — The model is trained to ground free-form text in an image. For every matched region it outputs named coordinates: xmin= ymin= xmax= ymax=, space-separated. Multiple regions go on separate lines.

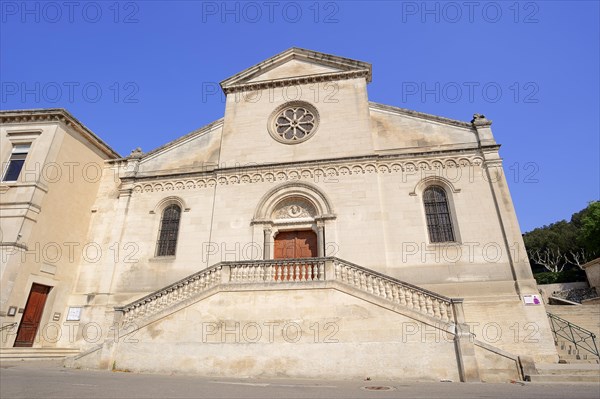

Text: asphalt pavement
xmin=1 ymin=360 xmax=599 ymax=399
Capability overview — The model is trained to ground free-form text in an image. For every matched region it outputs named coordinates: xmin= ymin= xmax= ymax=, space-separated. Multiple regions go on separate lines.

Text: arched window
xmin=423 ymin=186 xmax=455 ymax=243
xmin=156 ymin=204 xmax=181 ymax=256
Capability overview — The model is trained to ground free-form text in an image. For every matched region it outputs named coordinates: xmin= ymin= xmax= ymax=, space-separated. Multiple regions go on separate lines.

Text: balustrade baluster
xmin=398 ymin=287 xmax=406 ymax=306
xmin=446 ymin=304 xmax=453 ymax=322
xmin=418 ymin=293 xmax=425 ymax=312
xmin=391 ymin=285 xmax=399 ymax=303
xmin=425 ymin=297 xmax=433 ymax=316
xmin=268 ymin=265 xmax=274 ymax=281
xmin=275 ymin=264 xmax=281 ymax=282
xmin=367 ymin=275 xmax=374 ymax=293
xmin=405 ymin=290 xmax=413 ymax=309
xmin=318 ymin=262 xmax=324 ymax=280
xmin=385 ymin=282 xmax=392 ymax=300
xmin=439 ymin=303 xmax=448 ymax=322
xmin=433 ymin=300 xmax=441 ymax=319
xmin=351 ymin=269 xmax=358 ymax=287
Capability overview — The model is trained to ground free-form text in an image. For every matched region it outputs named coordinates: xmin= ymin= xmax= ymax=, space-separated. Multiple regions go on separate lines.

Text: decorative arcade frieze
xmin=130 ymin=156 xmax=484 ymax=195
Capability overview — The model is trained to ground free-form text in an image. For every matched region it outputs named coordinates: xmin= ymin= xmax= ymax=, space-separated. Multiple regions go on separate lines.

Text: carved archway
xmin=252 ymin=182 xmax=336 ymax=259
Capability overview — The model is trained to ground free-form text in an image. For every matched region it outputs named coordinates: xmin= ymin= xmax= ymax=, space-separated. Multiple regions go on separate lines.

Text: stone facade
xmin=0 ymin=109 xmax=118 ymax=347
xmin=1 ymin=48 xmax=558 ymax=381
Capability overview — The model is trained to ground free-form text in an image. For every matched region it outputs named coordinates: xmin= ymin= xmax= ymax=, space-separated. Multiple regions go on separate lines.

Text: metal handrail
xmin=0 ymin=322 xmax=17 ymax=331
xmin=547 ymin=312 xmax=599 ymax=359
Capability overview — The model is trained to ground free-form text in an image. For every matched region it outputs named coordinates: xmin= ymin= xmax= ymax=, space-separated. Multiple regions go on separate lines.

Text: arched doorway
xmin=252 ymin=181 xmax=337 ymax=260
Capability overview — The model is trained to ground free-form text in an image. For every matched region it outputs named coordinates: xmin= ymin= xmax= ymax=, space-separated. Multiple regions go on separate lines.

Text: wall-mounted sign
xmin=66 ymin=307 xmax=82 ymax=321
xmin=7 ymin=306 xmax=17 ymax=316
xmin=523 ymin=294 xmax=541 ymax=306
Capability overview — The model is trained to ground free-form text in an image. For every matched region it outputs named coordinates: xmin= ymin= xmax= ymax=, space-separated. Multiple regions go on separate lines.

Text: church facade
xmin=0 ymin=48 xmax=557 ymax=381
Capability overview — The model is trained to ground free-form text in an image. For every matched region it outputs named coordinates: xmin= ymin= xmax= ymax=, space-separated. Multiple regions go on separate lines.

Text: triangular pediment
xmin=220 ymin=48 xmax=372 ymax=93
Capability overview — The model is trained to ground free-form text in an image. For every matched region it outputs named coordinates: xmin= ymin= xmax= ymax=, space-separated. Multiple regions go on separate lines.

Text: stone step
xmin=536 ymin=364 xmax=600 ymax=375
xmin=0 ymin=347 xmax=80 ymax=360
xmin=529 ymin=363 xmax=600 ymax=383
xmin=529 ymin=374 xmax=600 ymax=383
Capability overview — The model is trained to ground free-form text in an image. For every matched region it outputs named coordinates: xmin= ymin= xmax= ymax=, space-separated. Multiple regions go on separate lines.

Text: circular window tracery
xmin=268 ymin=101 xmax=319 ymax=144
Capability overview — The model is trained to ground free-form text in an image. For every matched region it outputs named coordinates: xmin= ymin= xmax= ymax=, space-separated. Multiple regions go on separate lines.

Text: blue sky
xmin=1 ymin=0 xmax=599 ymax=232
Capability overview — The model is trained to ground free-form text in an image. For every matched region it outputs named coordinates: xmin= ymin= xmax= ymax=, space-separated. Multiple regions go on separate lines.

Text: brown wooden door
xmin=273 ymin=231 xmax=318 ymax=281
xmin=274 ymin=230 xmax=318 ymax=259
xmin=14 ymin=284 xmax=51 ymax=347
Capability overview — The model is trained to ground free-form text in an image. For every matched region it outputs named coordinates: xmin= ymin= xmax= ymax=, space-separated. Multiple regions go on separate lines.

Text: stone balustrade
xmin=228 ymin=258 xmax=325 ymax=282
xmin=116 ymin=265 xmax=222 ymax=325
xmin=332 ymin=258 xmax=457 ymax=324
xmin=116 ymin=257 xmax=462 ymax=327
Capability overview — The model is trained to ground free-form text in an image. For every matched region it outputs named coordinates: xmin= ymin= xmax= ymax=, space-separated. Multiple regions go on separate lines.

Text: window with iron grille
xmin=156 ymin=204 xmax=181 ymax=257
xmin=423 ymin=185 xmax=455 ymax=243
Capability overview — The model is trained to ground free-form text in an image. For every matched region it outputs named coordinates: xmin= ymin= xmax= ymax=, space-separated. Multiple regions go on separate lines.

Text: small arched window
xmin=156 ymin=204 xmax=181 ymax=256
xmin=423 ymin=186 xmax=455 ymax=243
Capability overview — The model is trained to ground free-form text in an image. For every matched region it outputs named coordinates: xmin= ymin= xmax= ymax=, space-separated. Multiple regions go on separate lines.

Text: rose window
xmin=268 ymin=102 xmax=319 ymax=144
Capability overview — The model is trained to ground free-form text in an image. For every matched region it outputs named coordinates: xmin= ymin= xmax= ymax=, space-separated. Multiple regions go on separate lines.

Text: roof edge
xmin=368 ymin=102 xmax=474 ymax=129
xmin=0 ymin=108 xmax=120 ymax=158
xmin=115 ymin=118 xmax=225 ymax=162
xmin=220 ymin=47 xmax=372 ymax=90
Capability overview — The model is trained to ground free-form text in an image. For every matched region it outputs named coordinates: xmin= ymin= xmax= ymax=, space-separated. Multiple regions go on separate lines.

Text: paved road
xmin=1 ymin=360 xmax=599 ymax=399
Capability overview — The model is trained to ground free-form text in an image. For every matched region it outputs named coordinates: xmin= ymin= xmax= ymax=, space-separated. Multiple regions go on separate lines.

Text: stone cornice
xmin=126 ymin=148 xmax=499 ymax=195
xmin=222 ymin=70 xmax=371 ymax=94
xmin=220 ymin=47 xmax=372 ymax=93
xmin=0 ymin=109 xmax=120 ymax=159
xmin=369 ymin=102 xmax=474 ymax=129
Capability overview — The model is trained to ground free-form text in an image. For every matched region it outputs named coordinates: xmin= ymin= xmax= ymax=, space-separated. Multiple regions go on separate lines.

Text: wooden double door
xmin=14 ymin=284 xmax=51 ymax=347
xmin=273 ymin=230 xmax=318 ymax=281
xmin=274 ymin=230 xmax=318 ymax=259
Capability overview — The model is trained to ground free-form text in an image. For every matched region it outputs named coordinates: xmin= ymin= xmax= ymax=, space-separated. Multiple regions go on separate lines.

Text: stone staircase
xmin=70 ymin=257 xmax=526 ymax=382
xmin=524 ymin=304 xmax=600 ymax=383
xmin=0 ymin=347 xmax=80 ymax=361
xmin=555 ymin=339 xmax=600 ymax=364
xmin=547 ymin=304 xmax=600 ymax=365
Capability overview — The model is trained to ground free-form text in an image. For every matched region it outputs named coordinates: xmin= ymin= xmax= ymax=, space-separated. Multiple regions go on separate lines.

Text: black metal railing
xmin=547 ymin=312 xmax=599 ymax=359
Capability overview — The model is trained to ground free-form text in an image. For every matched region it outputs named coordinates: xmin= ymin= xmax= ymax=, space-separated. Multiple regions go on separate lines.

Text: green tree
xmin=578 ymin=201 xmax=600 ymax=254
xmin=523 ymin=201 xmax=599 ymax=279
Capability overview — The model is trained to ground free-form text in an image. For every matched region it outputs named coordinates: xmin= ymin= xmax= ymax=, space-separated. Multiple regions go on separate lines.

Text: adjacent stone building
xmin=0 ymin=48 xmax=558 ymax=381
